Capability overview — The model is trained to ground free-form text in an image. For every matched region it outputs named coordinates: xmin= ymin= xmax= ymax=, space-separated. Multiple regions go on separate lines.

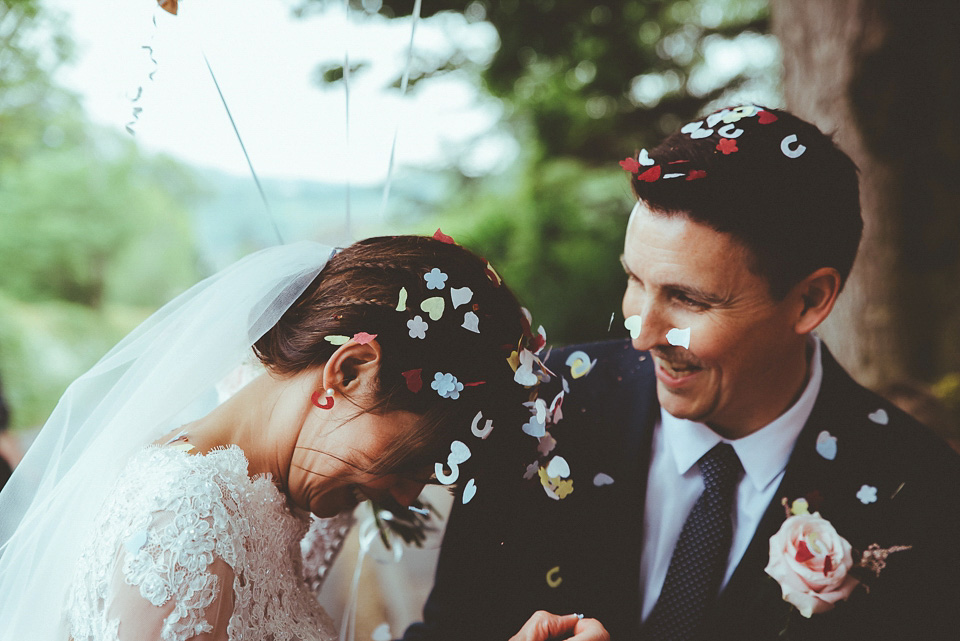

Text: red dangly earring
xmin=311 ymin=388 xmax=335 ymax=410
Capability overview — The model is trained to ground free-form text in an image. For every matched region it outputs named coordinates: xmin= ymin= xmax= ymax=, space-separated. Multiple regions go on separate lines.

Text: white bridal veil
xmin=0 ymin=241 xmax=332 ymax=640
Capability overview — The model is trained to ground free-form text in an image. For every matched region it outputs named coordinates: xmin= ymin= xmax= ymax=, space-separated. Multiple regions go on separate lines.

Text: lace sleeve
xmin=106 ymin=510 xmax=237 ymax=641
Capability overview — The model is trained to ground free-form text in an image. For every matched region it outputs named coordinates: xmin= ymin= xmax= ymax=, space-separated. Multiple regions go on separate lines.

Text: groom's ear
xmin=322 ymin=340 xmax=382 ymax=398
xmin=790 ymin=267 xmax=842 ymax=336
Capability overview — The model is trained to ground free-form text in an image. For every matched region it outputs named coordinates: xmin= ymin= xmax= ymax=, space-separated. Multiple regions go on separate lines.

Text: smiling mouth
xmin=655 ymin=357 xmax=702 ymax=379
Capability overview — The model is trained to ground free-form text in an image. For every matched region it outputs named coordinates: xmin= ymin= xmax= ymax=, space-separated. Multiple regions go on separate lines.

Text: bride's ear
xmin=322 ymin=339 xmax=383 ymax=399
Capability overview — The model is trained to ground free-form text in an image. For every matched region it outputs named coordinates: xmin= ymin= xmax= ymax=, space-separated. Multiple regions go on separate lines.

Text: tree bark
xmin=772 ymin=0 xmax=960 ymax=388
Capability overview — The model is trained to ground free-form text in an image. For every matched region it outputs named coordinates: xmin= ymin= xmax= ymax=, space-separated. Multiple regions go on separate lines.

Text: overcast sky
xmin=48 ymin=0 xmax=514 ymax=184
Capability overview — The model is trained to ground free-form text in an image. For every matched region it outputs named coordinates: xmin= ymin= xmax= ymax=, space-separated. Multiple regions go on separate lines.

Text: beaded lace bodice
xmin=67 ymin=445 xmax=337 ymax=641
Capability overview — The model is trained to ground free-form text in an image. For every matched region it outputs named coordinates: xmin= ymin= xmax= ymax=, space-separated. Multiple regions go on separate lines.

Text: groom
xmin=400 ymin=107 xmax=960 ymax=641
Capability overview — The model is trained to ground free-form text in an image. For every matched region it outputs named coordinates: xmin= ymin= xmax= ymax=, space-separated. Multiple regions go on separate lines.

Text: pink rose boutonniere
xmin=764 ymin=511 xmax=859 ymax=617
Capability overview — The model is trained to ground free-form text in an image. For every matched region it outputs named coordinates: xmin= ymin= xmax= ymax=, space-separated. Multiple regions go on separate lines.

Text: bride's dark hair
xmin=254 ymin=235 xmax=536 ymax=481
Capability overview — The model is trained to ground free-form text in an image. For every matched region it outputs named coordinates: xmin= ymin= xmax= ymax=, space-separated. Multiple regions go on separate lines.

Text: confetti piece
xmin=546 ymin=455 xmax=570 ymax=479
xmin=638 ymin=148 xmax=655 ymax=166
xmin=665 ymin=327 xmax=691 ymax=349
xmin=325 ymin=335 xmax=350 ymax=345
xmin=619 ymin=157 xmax=641 ymax=173
xmin=757 ymin=110 xmax=778 ymax=124
xmin=158 ymin=0 xmax=178 ymax=15
xmin=396 ymin=287 xmax=408 ymax=312
xmin=546 ymin=566 xmax=563 ymax=588
xmin=485 ymin=261 xmax=502 ymax=286
xmin=687 ymin=170 xmax=707 ymax=181
xmin=424 ymin=268 xmax=449 ymax=290
xmin=790 ymin=498 xmax=810 ymax=516
xmin=780 ymin=134 xmax=806 ymax=158
xmin=514 ymin=349 xmax=539 ymax=387
xmin=718 ymin=124 xmax=744 ymax=138
xmin=523 ymin=461 xmax=540 ymax=480
xmin=706 ymin=111 xmax=728 ymax=127
xmin=816 ymin=430 xmax=838 ymax=460
xmin=624 ymin=315 xmax=642 ymax=339
xmin=462 ymin=311 xmax=480 ymax=333
xmin=462 ymin=478 xmax=478 ymax=504
xmin=435 ymin=461 xmax=459 ymax=485
xmin=450 ymin=286 xmax=473 ymax=309
xmin=682 ymin=120 xmax=706 ymax=134
xmin=593 ymin=473 xmax=614 ymax=487
xmin=537 ymin=433 xmax=557 ymax=456
xmin=420 ymin=297 xmax=445 ymax=321
xmin=448 ymin=440 xmax=471 ymax=465
xmin=432 ymin=372 xmax=464 ymax=399
xmin=408 ymin=506 xmax=429 ymax=516
xmin=716 ymin=138 xmax=739 ymax=155
xmin=728 ymin=105 xmax=757 ymax=120
xmin=890 ymin=481 xmax=905 ymax=499
xmin=663 ymin=173 xmax=685 ymax=179
xmin=637 ymin=165 xmax=661 ymax=182
xmin=608 ymin=312 xmax=615 ymax=331
xmin=352 ymin=332 xmax=377 ymax=345
xmin=124 ymin=530 xmax=148 ymax=556
xmin=402 ymin=369 xmax=423 ymax=393
xmin=548 ymin=390 xmax=564 ymax=424
xmin=565 ymin=350 xmax=596 ymax=379
xmin=868 ymin=408 xmax=889 ymax=425
xmin=169 ymin=443 xmax=196 ymax=453
xmin=471 ymin=411 xmax=494 ymax=439
xmin=433 ymin=229 xmax=456 ymax=244
xmin=507 ymin=350 xmax=520 ymax=372
xmin=407 ymin=316 xmax=428 ymax=339
xmin=522 ymin=411 xmax=546 ymax=438
xmin=857 ymin=484 xmax=878 ymax=504
xmin=555 ymin=479 xmax=574 ymax=499
xmin=372 ymin=623 xmax=392 ymax=641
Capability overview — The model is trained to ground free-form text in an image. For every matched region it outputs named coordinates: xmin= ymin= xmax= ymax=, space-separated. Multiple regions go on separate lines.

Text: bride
xmin=0 ymin=234 xmax=557 ymax=640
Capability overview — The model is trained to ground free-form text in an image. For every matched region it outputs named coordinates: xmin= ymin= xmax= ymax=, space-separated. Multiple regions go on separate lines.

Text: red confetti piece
xmin=463 ymin=381 xmax=486 ymax=387
xmin=795 ymin=540 xmax=814 ymax=563
xmin=433 ymin=229 xmax=456 ymax=244
xmin=402 ymin=369 xmax=423 ymax=393
xmin=823 ymin=554 xmax=833 ymax=575
xmin=716 ymin=138 xmax=739 ymax=155
xmin=668 ymin=159 xmax=690 ymax=164
xmin=686 ymin=170 xmax=707 ymax=181
xmin=758 ymin=110 xmax=778 ymax=124
xmin=636 ymin=165 xmax=661 ymax=182
xmin=352 ymin=332 xmax=377 ymax=345
xmin=619 ymin=157 xmax=641 ymax=173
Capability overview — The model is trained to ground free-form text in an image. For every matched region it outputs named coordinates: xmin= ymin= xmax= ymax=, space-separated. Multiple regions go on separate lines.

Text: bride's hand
xmin=508 ymin=610 xmax=610 ymax=641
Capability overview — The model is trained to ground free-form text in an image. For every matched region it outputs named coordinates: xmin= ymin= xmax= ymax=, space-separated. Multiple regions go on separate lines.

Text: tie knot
xmin=698 ymin=443 xmax=742 ymax=492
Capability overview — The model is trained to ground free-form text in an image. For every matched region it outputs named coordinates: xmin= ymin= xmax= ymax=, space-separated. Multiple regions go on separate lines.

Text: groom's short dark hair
xmin=629 ymin=106 xmax=862 ymax=299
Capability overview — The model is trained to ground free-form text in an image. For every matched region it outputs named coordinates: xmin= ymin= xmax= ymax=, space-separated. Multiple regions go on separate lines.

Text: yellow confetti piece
xmin=396 ymin=287 xmax=408 ymax=312
xmin=790 ymin=498 xmax=810 ymax=516
xmin=507 ymin=350 xmax=520 ymax=373
xmin=546 ymin=566 xmax=562 ymax=588
xmin=555 ymin=479 xmax=574 ymax=499
xmin=324 ymin=335 xmax=350 ymax=345
xmin=169 ymin=443 xmax=196 ymax=453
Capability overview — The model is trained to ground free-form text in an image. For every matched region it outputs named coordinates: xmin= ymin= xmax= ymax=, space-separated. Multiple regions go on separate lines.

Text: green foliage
xmin=426 ymin=155 xmax=634 ymax=345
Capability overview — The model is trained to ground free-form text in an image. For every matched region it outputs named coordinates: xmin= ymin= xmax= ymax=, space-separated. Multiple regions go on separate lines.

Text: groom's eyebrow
xmin=620 ymin=254 xmax=728 ymax=306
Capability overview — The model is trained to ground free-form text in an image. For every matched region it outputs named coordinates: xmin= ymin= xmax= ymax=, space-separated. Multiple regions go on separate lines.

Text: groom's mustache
xmin=650 ymin=347 xmax=703 ymax=369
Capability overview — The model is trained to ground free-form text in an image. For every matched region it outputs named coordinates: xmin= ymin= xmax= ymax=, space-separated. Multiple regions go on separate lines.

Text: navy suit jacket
xmin=402 ymin=340 xmax=960 ymax=641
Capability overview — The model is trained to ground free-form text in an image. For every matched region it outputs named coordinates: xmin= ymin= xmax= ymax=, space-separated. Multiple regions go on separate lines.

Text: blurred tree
xmin=773 ymin=0 xmax=960 ymax=388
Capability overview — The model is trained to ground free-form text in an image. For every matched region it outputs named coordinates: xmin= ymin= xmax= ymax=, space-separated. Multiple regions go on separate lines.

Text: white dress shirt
xmin=639 ymin=337 xmax=824 ymax=622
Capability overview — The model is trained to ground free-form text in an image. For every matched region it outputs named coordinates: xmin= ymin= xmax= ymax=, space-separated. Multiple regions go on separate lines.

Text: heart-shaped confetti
xmin=372 ymin=623 xmax=392 ymax=641
xmin=565 ymin=350 xmax=596 ymax=379
xmin=324 ymin=335 xmax=350 ymax=345
xmin=816 ymin=430 xmax=838 ymax=460
xmin=690 ymin=127 xmax=714 ymax=139
xmin=757 ymin=110 xmax=778 ymax=124
xmin=420 ymin=297 xmax=445 ymax=321
xmin=780 ymin=134 xmax=806 ymax=158
xmin=681 ymin=120 xmax=704 ymax=134
xmin=514 ymin=349 xmax=539 ymax=386
xmin=448 ymin=440 xmax=472 ymax=465
xmin=450 ymin=286 xmax=473 ymax=309
xmin=462 ymin=478 xmax=477 ymax=504
xmin=471 ymin=411 xmax=494 ymax=439
xmin=593 ymin=472 xmax=615 ymax=487
xmin=546 ymin=455 xmax=570 ymax=479
xmin=666 ymin=327 xmax=691 ymax=349
xmin=868 ymin=408 xmax=889 ymax=425
xmin=522 ymin=414 xmax=546 ymax=438
xmin=124 ymin=530 xmax=148 ymax=556
xmin=638 ymin=148 xmax=655 ymax=166
xmin=396 ymin=287 xmax=408 ymax=312
xmin=462 ymin=311 xmax=480 ymax=333
xmin=624 ymin=315 xmax=642 ymax=339
xmin=402 ymin=369 xmax=423 ymax=393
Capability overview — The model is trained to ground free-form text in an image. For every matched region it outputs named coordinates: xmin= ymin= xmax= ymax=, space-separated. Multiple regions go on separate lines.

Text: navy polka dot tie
xmin=643 ymin=443 xmax=743 ymax=641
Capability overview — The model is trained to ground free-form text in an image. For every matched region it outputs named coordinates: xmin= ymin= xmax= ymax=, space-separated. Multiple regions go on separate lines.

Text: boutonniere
xmin=765 ymin=497 xmax=911 ymax=619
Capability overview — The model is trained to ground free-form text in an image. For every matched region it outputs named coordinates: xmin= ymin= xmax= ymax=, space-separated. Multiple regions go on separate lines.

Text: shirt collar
xmin=660 ymin=336 xmax=824 ymax=492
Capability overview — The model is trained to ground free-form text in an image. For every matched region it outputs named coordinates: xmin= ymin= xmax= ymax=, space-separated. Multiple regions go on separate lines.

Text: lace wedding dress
xmin=67 ymin=445 xmax=338 ymax=641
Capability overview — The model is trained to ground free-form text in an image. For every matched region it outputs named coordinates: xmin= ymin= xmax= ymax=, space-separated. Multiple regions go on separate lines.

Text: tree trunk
xmin=772 ymin=0 xmax=960 ymax=389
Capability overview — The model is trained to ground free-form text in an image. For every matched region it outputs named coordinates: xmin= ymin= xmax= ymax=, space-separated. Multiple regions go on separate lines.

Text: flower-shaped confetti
xmin=857 ymin=484 xmax=877 ymax=504
xmin=431 ymin=372 xmax=464 ymax=399
xmin=407 ymin=315 xmax=428 ymax=339
xmin=619 ymin=157 xmax=641 ymax=173
xmin=424 ymin=268 xmax=448 ymax=290
xmin=716 ymin=138 xmax=739 ymax=155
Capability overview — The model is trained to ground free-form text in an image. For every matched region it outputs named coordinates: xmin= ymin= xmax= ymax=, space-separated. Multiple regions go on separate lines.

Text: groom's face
xmin=621 ymin=202 xmax=803 ymax=438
